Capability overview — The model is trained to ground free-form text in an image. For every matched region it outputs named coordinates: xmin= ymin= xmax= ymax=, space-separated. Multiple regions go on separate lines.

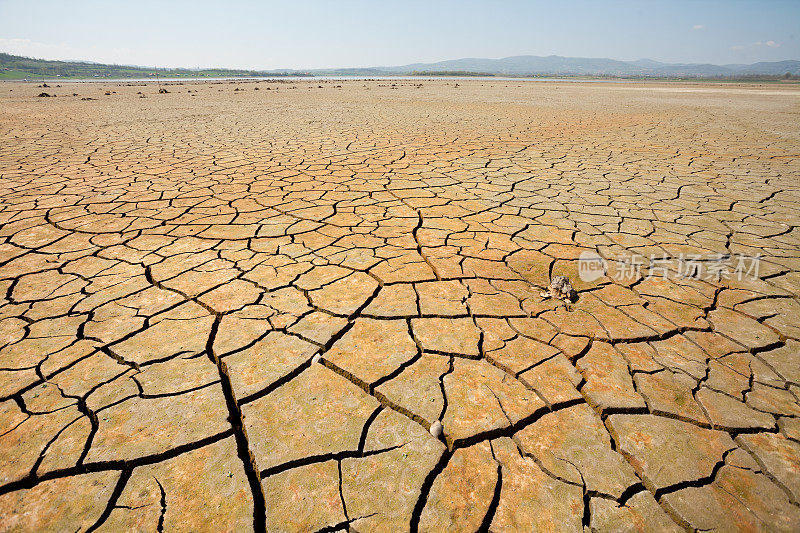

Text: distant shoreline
xmin=3 ymin=52 xmax=798 ymax=82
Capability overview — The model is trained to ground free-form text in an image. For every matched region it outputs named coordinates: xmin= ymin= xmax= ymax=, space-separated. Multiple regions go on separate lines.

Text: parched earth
xmin=0 ymin=79 xmax=799 ymax=532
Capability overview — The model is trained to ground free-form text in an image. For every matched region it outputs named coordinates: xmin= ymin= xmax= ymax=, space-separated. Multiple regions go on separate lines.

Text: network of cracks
xmin=1 ymin=82 xmax=799 ymax=531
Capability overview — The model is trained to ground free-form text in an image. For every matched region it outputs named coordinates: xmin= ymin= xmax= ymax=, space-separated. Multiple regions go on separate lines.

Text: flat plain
xmin=0 ymin=78 xmax=799 ymax=531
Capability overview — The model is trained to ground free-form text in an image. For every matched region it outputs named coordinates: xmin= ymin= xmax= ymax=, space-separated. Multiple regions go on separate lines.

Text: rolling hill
xmin=1 ymin=52 xmax=798 ymax=79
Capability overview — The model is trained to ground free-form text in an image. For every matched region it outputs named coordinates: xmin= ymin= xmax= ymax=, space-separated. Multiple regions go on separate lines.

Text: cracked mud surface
xmin=1 ymin=79 xmax=799 ymax=532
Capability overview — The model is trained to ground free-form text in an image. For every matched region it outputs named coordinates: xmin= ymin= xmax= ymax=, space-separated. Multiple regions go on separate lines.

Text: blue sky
xmin=0 ymin=0 xmax=797 ymax=69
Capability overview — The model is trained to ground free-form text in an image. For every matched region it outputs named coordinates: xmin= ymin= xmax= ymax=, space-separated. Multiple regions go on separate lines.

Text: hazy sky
xmin=0 ymin=0 xmax=798 ymax=69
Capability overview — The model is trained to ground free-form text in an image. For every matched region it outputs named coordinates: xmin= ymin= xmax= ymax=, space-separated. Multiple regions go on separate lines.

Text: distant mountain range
xmin=1 ymin=52 xmax=798 ymax=79
xmin=374 ymin=56 xmax=800 ymax=77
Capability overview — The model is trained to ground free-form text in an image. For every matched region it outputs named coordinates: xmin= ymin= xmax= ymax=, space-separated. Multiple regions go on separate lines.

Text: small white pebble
xmin=430 ymin=420 xmax=443 ymax=438
xmin=311 ymin=353 xmax=322 ymax=364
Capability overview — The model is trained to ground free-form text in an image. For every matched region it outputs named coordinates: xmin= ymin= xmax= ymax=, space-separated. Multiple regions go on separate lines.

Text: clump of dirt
xmin=541 ymin=276 xmax=577 ymax=302
xmin=37 ymin=92 xmax=51 ymax=97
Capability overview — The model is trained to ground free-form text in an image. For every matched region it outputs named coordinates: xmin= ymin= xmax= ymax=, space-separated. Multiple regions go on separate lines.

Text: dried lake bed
xmin=1 ymin=78 xmax=799 ymax=531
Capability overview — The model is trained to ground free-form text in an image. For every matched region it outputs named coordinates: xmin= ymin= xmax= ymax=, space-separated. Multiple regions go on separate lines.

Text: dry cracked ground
xmin=0 ymin=79 xmax=799 ymax=532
